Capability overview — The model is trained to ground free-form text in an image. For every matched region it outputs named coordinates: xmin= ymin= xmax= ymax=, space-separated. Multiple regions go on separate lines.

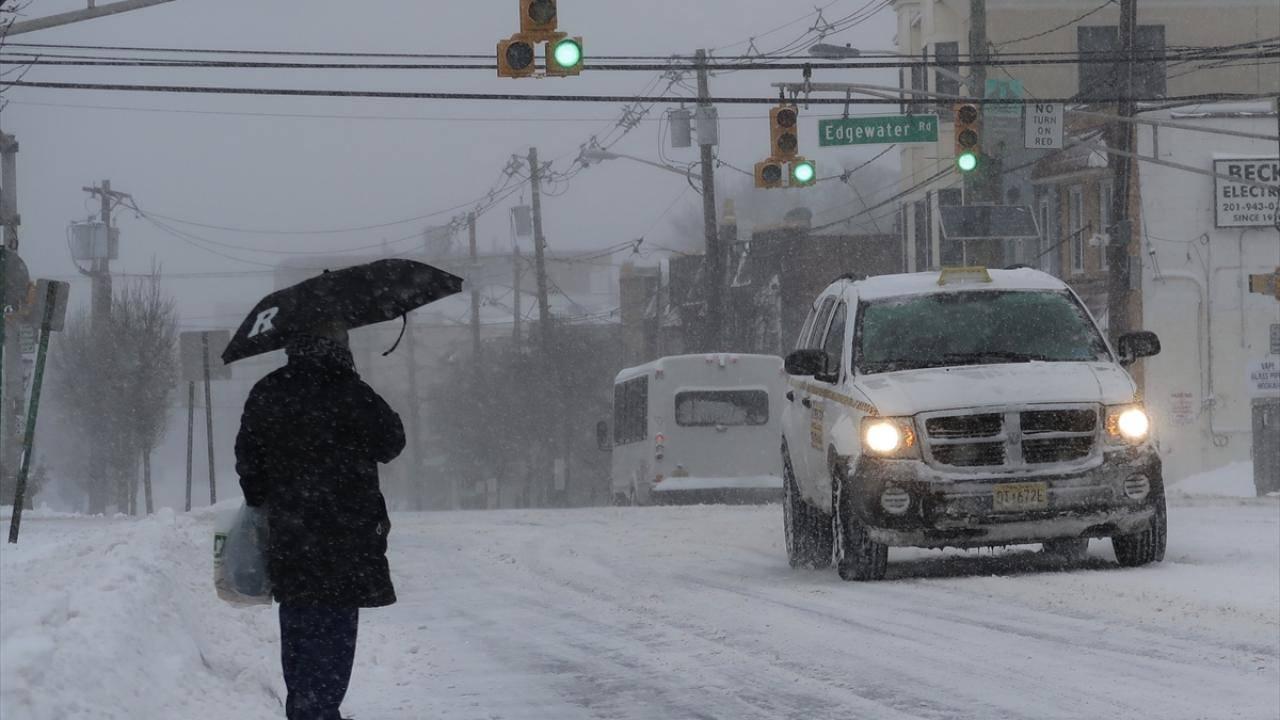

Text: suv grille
xmin=1022 ymin=409 xmax=1096 ymax=434
xmin=932 ymin=442 xmax=1007 ymax=467
xmin=925 ymin=414 xmax=1002 ymax=439
xmin=922 ymin=406 xmax=1098 ymax=470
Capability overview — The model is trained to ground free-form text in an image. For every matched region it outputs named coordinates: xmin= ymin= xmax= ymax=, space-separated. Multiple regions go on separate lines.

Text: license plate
xmin=992 ymin=482 xmax=1048 ymax=512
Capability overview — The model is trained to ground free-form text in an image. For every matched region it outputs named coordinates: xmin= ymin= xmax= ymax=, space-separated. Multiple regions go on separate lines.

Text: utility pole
xmin=82 ymin=181 xmax=127 ymax=333
xmin=527 ymin=147 xmax=557 ymax=507
xmin=694 ymin=49 xmax=722 ymax=351
xmin=0 ymin=131 xmax=21 ymax=502
xmin=81 ymin=180 xmax=127 ymax=510
xmin=468 ymin=212 xmax=482 ymax=364
xmin=1106 ymin=0 xmax=1138 ymax=342
xmin=512 ymin=245 xmax=522 ymax=344
xmin=402 ymin=319 xmax=424 ymax=510
xmin=527 ymin=148 xmax=552 ymax=352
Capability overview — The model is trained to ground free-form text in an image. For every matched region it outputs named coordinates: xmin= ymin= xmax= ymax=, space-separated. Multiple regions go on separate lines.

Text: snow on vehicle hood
xmin=854 ymin=362 xmax=1136 ymax=417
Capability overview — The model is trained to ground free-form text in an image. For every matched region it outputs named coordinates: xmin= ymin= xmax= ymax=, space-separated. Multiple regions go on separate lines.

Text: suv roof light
xmin=937 ymin=266 xmax=993 ymax=286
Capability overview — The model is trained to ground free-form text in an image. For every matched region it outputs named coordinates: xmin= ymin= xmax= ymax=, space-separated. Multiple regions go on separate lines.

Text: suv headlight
xmin=1105 ymin=404 xmax=1150 ymax=445
xmin=861 ymin=417 xmax=918 ymax=458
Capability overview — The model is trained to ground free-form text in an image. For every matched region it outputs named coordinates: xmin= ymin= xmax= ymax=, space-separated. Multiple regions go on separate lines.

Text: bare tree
xmin=46 ymin=270 xmax=179 ymax=514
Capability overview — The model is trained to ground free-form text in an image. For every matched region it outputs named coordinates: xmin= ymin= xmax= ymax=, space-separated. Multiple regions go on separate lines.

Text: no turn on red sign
xmin=1024 ymin=103 xmax=1064 ymax=150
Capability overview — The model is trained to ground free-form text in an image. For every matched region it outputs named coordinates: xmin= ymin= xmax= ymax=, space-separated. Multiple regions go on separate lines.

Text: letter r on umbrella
xmin=248 ymin=307 xmax=280 ymax=338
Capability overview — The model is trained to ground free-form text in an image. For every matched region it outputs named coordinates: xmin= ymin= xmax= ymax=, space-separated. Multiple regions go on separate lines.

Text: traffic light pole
xmin=1106 ymin=0 xmax=1138 ymax=343
xmin=695 ymin=49 xmax=722 ymax=351
xmin=966 ymin=0 xmax=1000 ymax=204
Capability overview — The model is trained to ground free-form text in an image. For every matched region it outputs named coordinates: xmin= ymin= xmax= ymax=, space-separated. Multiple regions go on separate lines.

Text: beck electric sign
xmin=1214 ymin=157 xmax=1279 ymax=228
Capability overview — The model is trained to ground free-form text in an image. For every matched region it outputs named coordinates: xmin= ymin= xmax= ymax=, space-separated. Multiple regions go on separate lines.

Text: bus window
xmin=674 ymin=390 xmax=769 ymax=427
xmin=613 ymin=376 xmax=648 ymax=445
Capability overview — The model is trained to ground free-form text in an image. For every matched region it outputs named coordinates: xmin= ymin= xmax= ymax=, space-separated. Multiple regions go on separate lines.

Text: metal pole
xmin=184 ymin=380 xmax=194 ymax=512
xmin=202 ymin=332 xmax=216 ymax=504
xmin=695 ymin=49 xmax=722 ymax=351
xmin=8 ymin=0 xmax=178 ymax=35
xmin=1107 ymin=0 xmax=1138 ymax=343
xmin=527 ymin=147 xmax=552 ymax=352
xmin=7 ymin=284 xmax=55 ymax=543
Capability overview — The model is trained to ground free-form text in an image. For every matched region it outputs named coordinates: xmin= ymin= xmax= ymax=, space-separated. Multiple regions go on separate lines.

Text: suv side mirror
xmin=1117 ymin=331 xmax=1161 ymax=367
xmin=785 ymin=349 xmax=838 ymax=383
xmin=595 ymin=420 xmax=611 ymax=451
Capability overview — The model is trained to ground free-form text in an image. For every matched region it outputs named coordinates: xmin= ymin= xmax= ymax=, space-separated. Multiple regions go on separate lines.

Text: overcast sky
xmin=1 ymin=0 xmax=900 ymax=326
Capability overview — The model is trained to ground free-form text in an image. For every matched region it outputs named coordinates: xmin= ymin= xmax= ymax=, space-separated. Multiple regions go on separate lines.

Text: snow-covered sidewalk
xmin=3 ymin=491 xmax=1278 ymax=719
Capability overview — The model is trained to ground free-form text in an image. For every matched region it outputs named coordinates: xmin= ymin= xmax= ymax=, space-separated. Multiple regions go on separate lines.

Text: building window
xmin=934 ymin=42 xmax=960 ymax=117
xmin=1040 ymin=194 xmax=1061 ymax=277
xmin=1099 ymin=181 xmax=1114 ymax=270
xmin=1068 ymin=186 xmax=1085 ymax=274
xmin=913 ymin=200 xmax=929 ymax=271
xmin=1077 ymin=25 xmax=1167 ymax=99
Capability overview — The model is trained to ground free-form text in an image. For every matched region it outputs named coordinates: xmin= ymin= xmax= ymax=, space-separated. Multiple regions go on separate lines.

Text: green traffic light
xmin=553 ymin=38 xmax=582 ymax=69
xmin=792 ymin=161 xmax=816 ymax=185
xmin=957 ymin=152 xmax=979 ymax=172
xmin=791 ymin=162 xmax=815 ymax=184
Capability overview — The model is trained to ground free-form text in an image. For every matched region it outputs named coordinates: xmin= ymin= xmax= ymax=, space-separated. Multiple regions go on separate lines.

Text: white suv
xmin=780 ymin=267 xmax=1166 ymax=581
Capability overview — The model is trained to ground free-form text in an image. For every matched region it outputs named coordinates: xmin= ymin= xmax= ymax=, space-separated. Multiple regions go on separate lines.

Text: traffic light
xmin=790 ymin=159 xmax=816 ymax=187
xmin=755 ymin=159 xmax=784 ymax=189
xmin=500 ymin=0 xmax=581 ymax=78
xmin=521 ymin=0 xmax=559 ymax=37
xmin=497 ymin=34 xmax=537 ymax=78
xmin=770 ymin=105 xmax=799 ymax=161
xmin=954 ymin=102 xmax=981 ymax=172
xmin=545 ymin=34 xmax=583 ymax=76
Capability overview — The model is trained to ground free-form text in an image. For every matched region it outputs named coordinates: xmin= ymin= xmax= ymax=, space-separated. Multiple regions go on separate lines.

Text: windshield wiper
xmin=939 ymin=351 xmax=1053 ymax=365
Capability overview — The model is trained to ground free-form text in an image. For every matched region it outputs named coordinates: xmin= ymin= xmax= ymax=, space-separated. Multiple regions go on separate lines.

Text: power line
xmin=7 ymin=79 xmax=1270 ymax=106
xmin=5 ymin=48 xmax=1276 ymax=70
xmin=993 ymin=1 xmax=1117 ymax=49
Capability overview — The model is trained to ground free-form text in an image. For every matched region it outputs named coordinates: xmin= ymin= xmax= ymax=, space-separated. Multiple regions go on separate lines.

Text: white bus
xmin=604 ymin=354 xmax=786 ymax=505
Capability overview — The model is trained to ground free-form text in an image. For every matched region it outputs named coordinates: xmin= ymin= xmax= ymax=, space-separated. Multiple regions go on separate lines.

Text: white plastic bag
xmin=213 ymin=502 xmax=272 ymax=606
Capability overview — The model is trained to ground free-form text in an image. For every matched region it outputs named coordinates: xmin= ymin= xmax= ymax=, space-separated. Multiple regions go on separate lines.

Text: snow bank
xmin=1168 ymin=461 xmax=1260 ymax=498
xmin=0 ymin=508 xmax=283 ymax=720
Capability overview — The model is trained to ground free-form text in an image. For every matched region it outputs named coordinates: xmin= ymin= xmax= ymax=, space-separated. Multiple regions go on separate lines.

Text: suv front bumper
xmin=848 ymin=448 xmax=1162 ymax=549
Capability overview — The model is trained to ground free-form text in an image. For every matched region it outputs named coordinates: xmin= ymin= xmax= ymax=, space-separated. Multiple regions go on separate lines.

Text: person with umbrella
xmin=228 ymin=260 xmax=462 ymax=720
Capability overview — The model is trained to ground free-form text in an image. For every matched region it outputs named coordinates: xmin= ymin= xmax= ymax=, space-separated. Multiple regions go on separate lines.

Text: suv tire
xmin=832 ymin=458 xmax=888 ymax=581
xmin=1112 ymin=494 xmax=1167 ymax=567
xmin=782 ymin=441 xmax=833 ymax=569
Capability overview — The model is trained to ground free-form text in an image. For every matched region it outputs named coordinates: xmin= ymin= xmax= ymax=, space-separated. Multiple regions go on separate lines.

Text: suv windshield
xmin=855 ymin=290 xmax=1111 ymax=374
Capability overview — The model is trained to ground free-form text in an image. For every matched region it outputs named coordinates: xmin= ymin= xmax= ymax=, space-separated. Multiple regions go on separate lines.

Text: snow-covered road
xmin=3 ymin=496 xmax=1278 ymax=720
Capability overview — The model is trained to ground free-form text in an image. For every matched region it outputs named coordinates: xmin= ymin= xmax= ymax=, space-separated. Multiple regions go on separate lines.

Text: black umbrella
xmin=222 ymin=259 xmax=464 ymax=363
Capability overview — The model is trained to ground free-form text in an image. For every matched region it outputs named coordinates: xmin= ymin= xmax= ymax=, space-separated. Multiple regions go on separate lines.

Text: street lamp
xmin=808 ymin=43 xmax=861 ymax=59
xmin=579 ymin=148 xmax=697 ymax=181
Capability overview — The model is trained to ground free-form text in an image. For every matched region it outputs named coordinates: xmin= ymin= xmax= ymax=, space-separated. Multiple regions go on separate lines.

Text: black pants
xmin=279 ymin=605 xmax=359 ymax=720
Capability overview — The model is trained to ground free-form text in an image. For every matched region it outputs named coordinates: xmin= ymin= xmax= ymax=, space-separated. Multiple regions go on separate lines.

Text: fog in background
xmin=1 ymin=0 xmax=901 ymax=510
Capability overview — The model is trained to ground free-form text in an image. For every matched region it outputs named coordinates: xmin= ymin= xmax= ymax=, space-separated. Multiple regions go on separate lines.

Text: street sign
xmin=1213 ymin=158 xmax=1279 ymax=228
xmin=31 ymin=280 xmax=70 ymax=332
xmin=984 ymin=78 xmax=1023 ymax=118
xmin=1024 ymin=102 xmax=1064 ymax=150
xmin=180 ymin=330 xmax=232 ymax=383
xmin=817 ymin=114 xmax=938 ymax=147
xmin=1248 ymin=359 xmax=1280 ymax=399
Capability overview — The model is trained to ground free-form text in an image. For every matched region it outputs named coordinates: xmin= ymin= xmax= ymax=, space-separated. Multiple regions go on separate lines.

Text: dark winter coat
xmin=236 ymin=336 xmax=405 ymax=608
